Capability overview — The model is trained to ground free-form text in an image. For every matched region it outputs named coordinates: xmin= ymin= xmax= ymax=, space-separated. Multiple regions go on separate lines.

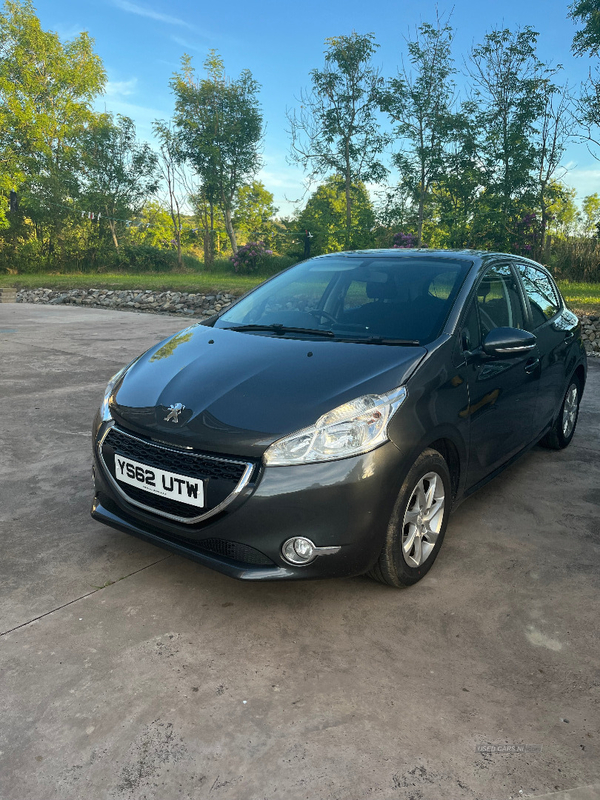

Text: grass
xmin=2 ymin=272 xmax=600 ymax=314
xmin=557 ymin=281 xmax=600 ymax=316
xmin=0 ymin=271 xmax=267 ymax=295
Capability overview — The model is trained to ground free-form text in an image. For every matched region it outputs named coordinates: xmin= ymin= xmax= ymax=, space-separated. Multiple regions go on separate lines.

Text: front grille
xmin=196 ymin=538 xmax=273 ymax=565
xmin=121 ymin=484 xmax=203 ymax=519
xmin=98 ymin=493 xmax=274 ymax=567
xmin=100 ymin=426 xmax=255 ymax=523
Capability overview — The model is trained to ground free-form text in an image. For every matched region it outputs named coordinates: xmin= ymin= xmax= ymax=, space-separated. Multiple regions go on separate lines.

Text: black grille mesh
xmin=98 ymin=494 xmax=274 ymax=567
xmin=105 ymin=428 xmax=247 ymax=482
xmin=102 ymin=427 xmax=254 ymax=519
xmin=122 ymin=484 xmax=203 ymax=519
xmin=196 ymin=538 xmax=273 ymax=565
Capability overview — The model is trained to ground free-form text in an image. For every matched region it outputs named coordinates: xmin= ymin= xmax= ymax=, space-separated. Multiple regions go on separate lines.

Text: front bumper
xmin=91 ymin=421 xmax=409 ymax=581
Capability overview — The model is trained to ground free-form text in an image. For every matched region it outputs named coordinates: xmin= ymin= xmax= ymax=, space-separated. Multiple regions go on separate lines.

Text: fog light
xmin=281 ymin=537 xmax=317 ymax=566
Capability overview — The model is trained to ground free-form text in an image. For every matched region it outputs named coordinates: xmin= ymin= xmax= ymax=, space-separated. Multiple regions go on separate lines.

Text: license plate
xmin=114 ymin=454 xmax=205 ymax=508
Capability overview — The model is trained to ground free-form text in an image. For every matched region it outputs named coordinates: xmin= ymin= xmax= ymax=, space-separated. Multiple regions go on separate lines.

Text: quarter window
xmin=461 ymin=302 xmax=481 ymax=351
xmin=516 ymin=264 xmax=560 ymax=328
xmin=476 ymin=265 xmax=525 ymax=337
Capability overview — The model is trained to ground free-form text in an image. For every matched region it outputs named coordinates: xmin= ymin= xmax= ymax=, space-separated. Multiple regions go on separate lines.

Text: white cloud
xmin=53 ymin=22 xmax=85 ymax=41
xmin=112 ymin=0 xmax=194 ymax=29
xmin=105 ymin=78 xmax=138 ymax=98
xmin=563 ymin=166 xmax=600 ymax=201
xmin=94 ymin=97 xmax=169 ymax=143
xmin=171 ymin=35 xmax=202 ymax=52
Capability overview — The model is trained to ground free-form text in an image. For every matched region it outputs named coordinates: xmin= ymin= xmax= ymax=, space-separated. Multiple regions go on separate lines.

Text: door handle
xmin=524 ymin=357 xmax=540 ymax=374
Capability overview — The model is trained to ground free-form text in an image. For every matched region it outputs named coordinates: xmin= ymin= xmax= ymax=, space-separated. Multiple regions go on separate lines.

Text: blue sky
xmin=36 ymin=0 xmax=600 ymax=216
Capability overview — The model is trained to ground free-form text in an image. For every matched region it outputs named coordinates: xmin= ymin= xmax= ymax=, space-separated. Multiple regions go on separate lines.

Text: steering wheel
xmin=308 ymin=309 xmax=338 ymax=325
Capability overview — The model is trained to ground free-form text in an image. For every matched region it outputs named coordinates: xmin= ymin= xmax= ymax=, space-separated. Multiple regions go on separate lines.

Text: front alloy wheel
xmin=401 ymin=472 xmax=445 ymax=568
xmin=369 ymin=448 xmax=451 ymax=587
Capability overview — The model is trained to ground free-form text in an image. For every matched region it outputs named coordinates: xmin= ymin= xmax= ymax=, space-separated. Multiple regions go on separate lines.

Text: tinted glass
xmin=217 ymin=256 xmax=472 ymax=343
xmin=517 ymin=264 xmax=560 ymax=328
xmin=461 ymin=302 xmax=481 ymax=351
xmin=476 ymin=264 xmax=524 ymax=337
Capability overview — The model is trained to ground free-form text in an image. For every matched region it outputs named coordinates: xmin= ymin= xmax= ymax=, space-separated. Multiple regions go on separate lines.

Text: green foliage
xmin=126 ymin=201 xmax=174 ymax=248
xmin=547 ymin=186 xmax=580 ymax=238
xmin=550 ymin=237 xmax=600 ymax=281
xmin=382 ymin=16 xmax=457 ymax=247
xmin=581 ymin=193 xmax=600 ymax=235
xmin=81 ymin=114 xmax=159 ymax=249
xmin=288 ymin=32 xmax=387 ymax=249
xmin=170 ymin=51 xmax=263 ymax=254
xmin=296 ymin=176 xmax=375 ymax=255
xmin=230 ymin=241 xmax=272 ymax=273
xmin=0 ymin=0 xmax=105 ymax=228
xmin=569 ymin=0 xmax=600 ymax=56
xmin=233 ymin=181 xmax=278 ymax=245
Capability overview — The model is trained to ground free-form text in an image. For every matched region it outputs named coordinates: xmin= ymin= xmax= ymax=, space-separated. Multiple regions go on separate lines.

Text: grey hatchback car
xmin=92 ymin=250 xmax=586 ymax=587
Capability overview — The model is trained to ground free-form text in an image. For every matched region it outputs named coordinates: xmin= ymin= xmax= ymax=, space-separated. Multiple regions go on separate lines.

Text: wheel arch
xmin=573 ymin=363 xmax=586 ymax=394
xmin=428 ymin=437 xmax=461 ymax=501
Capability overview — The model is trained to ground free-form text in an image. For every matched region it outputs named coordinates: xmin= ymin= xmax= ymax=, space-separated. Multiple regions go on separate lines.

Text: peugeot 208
xmin=91 ymin=250 xmax=586 ymax=587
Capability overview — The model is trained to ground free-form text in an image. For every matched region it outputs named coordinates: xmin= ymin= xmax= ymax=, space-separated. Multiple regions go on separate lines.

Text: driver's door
xmin=461 ymin=264 xmax=541 ymax=490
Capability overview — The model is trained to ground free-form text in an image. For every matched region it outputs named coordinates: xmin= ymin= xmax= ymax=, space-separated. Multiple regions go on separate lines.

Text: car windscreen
xmin=216 ymin=256 xmax=473 ymax=343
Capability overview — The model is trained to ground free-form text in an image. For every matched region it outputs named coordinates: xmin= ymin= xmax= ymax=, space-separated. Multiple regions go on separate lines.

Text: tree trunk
xmin=109 ymin=219 xmax=119 ymax=251
xmin=417 ymin=186 xmax=425 ymax=248
xmin=203 ymin=231 xmax=214 ymax=269
xmin=224 ymin=206 xmax=238 ymax=254
xmin=344 ymin=144 xmax=352 ymax=250
xmin=176 ymin=234 xmax=182 ymax=268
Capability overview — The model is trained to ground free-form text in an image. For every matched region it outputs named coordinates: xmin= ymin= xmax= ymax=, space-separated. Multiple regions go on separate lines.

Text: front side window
xmin=516 ymin=264 xmax=560 ymax=328
xmin=217 ymin=256 xmax=472 ymax=344
xmin=476 ymin=264 xmax=525 ymax=337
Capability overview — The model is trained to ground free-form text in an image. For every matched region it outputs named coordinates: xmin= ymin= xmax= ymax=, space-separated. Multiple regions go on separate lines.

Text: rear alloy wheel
xmin=368 ymin=448 xmax=451 ymax=587
xmin=540 ymin=378 xmax=581 ymax=450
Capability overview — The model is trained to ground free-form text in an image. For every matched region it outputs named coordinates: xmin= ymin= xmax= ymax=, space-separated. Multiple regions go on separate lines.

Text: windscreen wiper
xmin=334 ymin=335 xmax=421 ymax=346
xmin=229 ymin=323 xmax=335 ymax=338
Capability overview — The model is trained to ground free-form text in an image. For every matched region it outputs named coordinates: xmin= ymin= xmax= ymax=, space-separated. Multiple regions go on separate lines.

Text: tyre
xmin=539 ymin=377 xmax=581 ymax=450
xmin=368 ymin=448 xmax=452 ymax=588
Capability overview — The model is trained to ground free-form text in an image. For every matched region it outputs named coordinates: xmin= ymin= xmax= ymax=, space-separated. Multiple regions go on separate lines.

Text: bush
xmin=230 ymin=241 xmax=273 ymax=273
xmin=549 ymin=238 xmax=600 ymax=282
xmin=116 ymin=245 xmax=202 ymax=273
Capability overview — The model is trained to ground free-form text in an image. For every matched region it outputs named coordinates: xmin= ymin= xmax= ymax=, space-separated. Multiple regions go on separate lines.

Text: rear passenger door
xmin=461 ymin=263 xmax=540 ymax=488
xmin=515 ymin=263 xmax=576 ymax=435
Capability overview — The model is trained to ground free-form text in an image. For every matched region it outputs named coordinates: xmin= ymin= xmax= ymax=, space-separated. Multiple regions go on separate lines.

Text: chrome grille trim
xmin=97 ymin=422 xmax=255 ymax=525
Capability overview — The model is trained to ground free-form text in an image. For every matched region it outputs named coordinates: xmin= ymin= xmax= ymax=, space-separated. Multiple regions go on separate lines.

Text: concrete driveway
xmin=1 ymin=304 xmax=599 ymax=800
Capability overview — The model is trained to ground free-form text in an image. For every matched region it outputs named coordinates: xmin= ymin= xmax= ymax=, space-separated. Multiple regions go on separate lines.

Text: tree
xmin=295 ymin=175 xmax=375 ymax=255
xmin=431 ymin=103 xmax=484 ymax=248
xmin=547 ymin=184 xmax=580 ymax=238
xmin=233 ymin=181 xmax=278 ymax=245
xmin=0 ymin=0 xmax=105 ymax=256
xmin=81 ymin=114 xmax=158 ymax=250
xmin=171 ymin=51 xmax=263 ymax=254
xmin=153 ymin=119 xmax=193 ymax=267
xmin=383 ymin=16 xmax=457 ymax=247
xmin=581 ymin=192 xmax=600 ymax=234
xmin=569 ymin=0 xmax=600 ymax=57
xmin=288 ymin=32 xmax=388 ymax=249
xmin=533 ymin=81 xmax=572 ymax=259
xmin=467 ymin=27 xmax=550 ymax=250
xmin=126 ymin=200 xmax=173 ymax=248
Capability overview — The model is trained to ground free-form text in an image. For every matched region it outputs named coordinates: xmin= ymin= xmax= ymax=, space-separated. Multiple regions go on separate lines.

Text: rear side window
xmin=476 ymin=264 xmax=525 ymax=336
xmin=517 ymin=264 xmax=560 ymax=328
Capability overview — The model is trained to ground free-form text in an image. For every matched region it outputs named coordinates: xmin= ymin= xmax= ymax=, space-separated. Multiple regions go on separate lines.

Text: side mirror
xmin=482 ymin=327 xmax=537 ymax=357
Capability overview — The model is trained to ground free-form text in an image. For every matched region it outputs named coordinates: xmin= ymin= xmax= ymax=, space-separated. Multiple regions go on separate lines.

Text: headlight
xmin=264 ymin=386 xmax=407 ymax=466
xmin=99 ymin=366 xmax=129 ymax=421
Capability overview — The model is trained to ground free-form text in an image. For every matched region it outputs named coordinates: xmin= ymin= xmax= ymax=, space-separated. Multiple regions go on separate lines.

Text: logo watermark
xmin=476 ymin=744 xmax=542 ymax=754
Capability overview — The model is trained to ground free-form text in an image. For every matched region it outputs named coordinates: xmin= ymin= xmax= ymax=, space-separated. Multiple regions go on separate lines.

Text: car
xmin=91 ymin=249 xmax=587 ymax=587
